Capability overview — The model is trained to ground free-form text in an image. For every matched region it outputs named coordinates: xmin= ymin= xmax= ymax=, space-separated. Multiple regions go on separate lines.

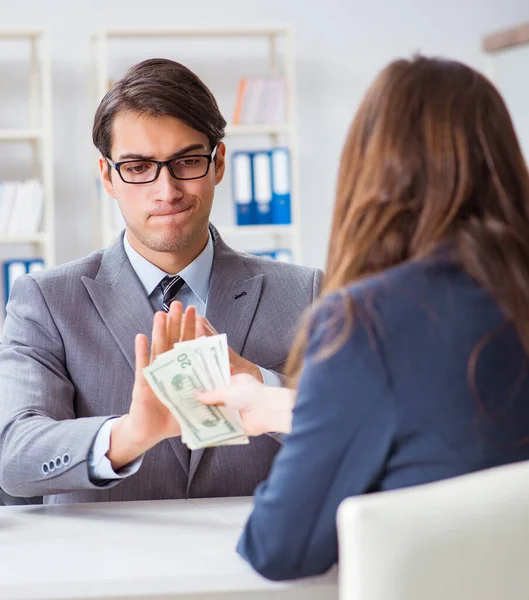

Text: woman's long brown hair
xmin=286 ymin=55 xmax=529 ymax=380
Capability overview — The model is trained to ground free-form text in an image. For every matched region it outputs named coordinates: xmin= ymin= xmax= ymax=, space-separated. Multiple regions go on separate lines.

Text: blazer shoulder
xmin=28 ymin=249 xmax=105 ymax=290
xmin=239 ymin=252 xmax=321 ymax=282
xmin=343 ymin=258 xmax=464 ymax=302
xmin=312 ymin=259 xmax=463 ymax=335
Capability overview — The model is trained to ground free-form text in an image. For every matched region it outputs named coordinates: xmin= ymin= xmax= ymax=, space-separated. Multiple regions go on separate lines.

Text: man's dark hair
xmin=92 ymin=58 xmax=227 ymax=158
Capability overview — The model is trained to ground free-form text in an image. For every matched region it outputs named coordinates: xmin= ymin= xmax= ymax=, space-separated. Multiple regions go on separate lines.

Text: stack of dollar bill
xmin=143 ymin=334 xmax=249 ymax=450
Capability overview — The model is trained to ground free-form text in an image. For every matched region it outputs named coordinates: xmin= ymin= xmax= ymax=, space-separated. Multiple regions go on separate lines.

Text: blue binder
xmin=231 ymin=151 xmax=256 ymax=225
xmin=270 ymin=148 xmax=292 ymax=225
xmin=3 ymin=259 xmax=45 ymax=308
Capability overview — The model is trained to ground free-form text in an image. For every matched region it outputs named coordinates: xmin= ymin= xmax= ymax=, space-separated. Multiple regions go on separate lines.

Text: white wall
xmin=488 ymin=44 xmax=529 ymax=160
xmin=0 ymin=0 xmax=529 ymax=271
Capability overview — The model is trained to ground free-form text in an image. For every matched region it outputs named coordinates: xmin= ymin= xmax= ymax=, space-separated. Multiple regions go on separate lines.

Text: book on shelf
xmin=0 ymin=180 xmax=44 ymax=236
xmin=232 ymin=75 xmax=285 ymax=126
xmin=231 ymin=147 xmax=292 ymax=226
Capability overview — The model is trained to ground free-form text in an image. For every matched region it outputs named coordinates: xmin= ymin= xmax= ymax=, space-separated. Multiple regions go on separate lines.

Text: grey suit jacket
xmin=0 ymin=225 xmax=322 ymax=504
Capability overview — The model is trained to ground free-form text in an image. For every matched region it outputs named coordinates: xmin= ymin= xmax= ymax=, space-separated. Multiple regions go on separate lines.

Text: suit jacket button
xmin=42 ymin=463 xmax=49 ymax=474
xmin=63 ymin=453 xmax=70 ymax=465
xmin=48 ymin=460 xmax=56 ymax=472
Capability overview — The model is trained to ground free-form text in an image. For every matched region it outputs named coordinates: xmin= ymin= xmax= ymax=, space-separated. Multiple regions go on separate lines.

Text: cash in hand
xmin=143 ymin=334 xmax=249 ymax=450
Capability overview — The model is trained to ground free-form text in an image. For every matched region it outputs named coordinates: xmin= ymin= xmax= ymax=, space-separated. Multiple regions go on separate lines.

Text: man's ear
xmin=214 ymin=142 xmax=226 ymax=186
xmin=99 ymin=156 xmax=115 ymax=198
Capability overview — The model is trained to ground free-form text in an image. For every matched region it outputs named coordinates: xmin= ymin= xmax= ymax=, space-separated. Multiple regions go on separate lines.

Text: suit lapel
xmin=206 ymin=225 xmax=264 ymax=354
xmin=206 ymin=275 xmax=264 ymax=355
xmin=82 ymin=234 xmax=189 ymax=475
xmin=187 ymin=225 xmax=264 ymax=488
xmin=82 ymin=239 xmax=154 ymax=372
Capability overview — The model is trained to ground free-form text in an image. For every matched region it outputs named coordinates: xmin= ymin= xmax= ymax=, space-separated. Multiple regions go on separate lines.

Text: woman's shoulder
xmin=311 ymin=256 xmax=480 ymax=353
xmin=345 ymin=256 xmax=464 ymax=300
xmin=315 ymin=257 xmax=465 ymax=320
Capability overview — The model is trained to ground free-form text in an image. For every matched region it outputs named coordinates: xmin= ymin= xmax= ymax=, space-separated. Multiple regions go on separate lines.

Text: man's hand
xmin=195 ymin=315 xmax=264 ymax=383
xmin=107 ymin=301 xmax=195 ymax=470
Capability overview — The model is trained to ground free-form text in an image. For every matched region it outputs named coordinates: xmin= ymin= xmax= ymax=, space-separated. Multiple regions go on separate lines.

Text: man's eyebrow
xmin=117 ymin=144 xmax=208 ymax=161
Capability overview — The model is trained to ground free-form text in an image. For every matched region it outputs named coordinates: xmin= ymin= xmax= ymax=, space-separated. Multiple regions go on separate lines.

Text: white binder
xmin=252 ymin=152 xmax=272 ymax=225
xmin=232 ymin=152 xmax=254 ymax=226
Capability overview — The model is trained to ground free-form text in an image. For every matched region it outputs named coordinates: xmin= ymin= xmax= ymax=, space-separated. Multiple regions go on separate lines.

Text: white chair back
xmin=337 ymin=460 xmax=529 ymax=600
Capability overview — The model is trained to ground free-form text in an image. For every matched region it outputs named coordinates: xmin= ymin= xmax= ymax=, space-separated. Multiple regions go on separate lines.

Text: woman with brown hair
xmin=198 ymin=55 xmax=529 ymax=580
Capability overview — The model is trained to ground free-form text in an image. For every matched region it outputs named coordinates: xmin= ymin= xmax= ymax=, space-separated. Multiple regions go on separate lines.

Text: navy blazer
xmin=237 ymin=257 xmax=529 ymax=580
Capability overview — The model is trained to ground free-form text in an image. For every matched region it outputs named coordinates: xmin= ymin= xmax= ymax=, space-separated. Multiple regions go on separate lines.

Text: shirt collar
xmin=123 ymin=231 xmax=214 ymax=305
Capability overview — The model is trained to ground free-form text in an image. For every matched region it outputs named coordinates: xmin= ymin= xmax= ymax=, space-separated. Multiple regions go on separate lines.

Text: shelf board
xmin=219 ymin=225 xmax=294 ymax=236
xmin=225 ymin=124 xmax=292 ymax=136
xmin=0 ymin=29 xmax=43 ymax=39
xmin=0 ymin=129 xmax=43 ymax=142
xmin=98 ymin=26 xmax=290 ymax=39
xmin=0 ymin=233 xmax=46 ymax=244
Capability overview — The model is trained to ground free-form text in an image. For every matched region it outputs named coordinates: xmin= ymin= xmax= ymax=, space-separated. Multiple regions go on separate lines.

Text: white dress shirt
xmin=89 ymin=232 xmax=281 ymax=482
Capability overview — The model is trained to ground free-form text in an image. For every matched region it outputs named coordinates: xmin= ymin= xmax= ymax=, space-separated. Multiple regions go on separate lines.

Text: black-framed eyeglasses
xmin=106 ymin=145 xmax=218 ymax=184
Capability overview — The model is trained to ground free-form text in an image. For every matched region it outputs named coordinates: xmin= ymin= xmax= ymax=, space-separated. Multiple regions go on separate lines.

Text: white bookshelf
xmin=91 ymin=26 xmax=302 ymax=264
xmin=0 ymin=30 xmax=55 ymax=268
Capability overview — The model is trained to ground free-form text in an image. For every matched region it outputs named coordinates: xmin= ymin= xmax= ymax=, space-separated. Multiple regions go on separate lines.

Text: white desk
xmin=0 ymin=497 xmax=337 ymax=600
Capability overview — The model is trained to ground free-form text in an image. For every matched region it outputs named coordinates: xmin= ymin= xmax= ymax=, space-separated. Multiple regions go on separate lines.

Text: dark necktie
xmin=160 ymin=275 xmax=185 ymax=312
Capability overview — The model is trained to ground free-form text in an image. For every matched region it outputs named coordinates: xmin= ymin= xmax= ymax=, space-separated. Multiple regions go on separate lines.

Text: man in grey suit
xmin=0 ymin=58 xmax=322 ymax=505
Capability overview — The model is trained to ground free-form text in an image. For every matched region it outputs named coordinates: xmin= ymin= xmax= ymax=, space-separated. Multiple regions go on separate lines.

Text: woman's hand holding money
xmin=196 ymin=374 xmax=296 ymax=436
